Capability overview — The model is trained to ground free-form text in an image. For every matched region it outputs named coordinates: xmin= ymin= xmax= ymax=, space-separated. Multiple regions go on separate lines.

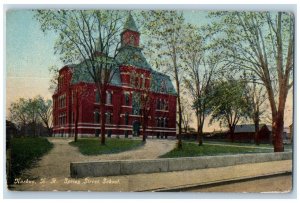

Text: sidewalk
xmin=11 ymin=160 xmax=292 ymax=192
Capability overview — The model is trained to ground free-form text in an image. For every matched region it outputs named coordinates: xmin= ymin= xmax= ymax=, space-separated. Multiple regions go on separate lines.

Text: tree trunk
xmin=197 ymin=126 xmax=203 ymax=146
xmin=74 ymin=91 xmax=79 ymax=142
xmin=100 ymin=89 xmax=106 ymax=145
xmin=176 ymin=80 xmax=183 ymax=149
xmin=229 ymin=125 xmax=235 ymax=143
xmin=254 ymin=115 xmax=260 ymax=145
xmin=273 ymin=109 xmax=285 ymax=152
xmin=142 ymin=121 xmax=146 ymax=142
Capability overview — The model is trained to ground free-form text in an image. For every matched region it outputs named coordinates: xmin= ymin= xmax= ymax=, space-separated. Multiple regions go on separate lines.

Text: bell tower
xmin=121 ymin=13 xmax=140 ymax=47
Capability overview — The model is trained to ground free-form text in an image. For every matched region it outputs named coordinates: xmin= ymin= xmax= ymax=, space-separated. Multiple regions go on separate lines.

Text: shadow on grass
xmin=7 ymin=137 xmax=54 ymax=187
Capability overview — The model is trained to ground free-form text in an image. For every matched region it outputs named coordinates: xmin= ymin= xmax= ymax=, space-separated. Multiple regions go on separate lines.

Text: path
xmin=19 ymin=137 xmax=177 ymax=179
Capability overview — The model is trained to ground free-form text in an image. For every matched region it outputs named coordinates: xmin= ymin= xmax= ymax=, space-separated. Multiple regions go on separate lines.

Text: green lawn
xmin=69 ymin=138 xmax=144 ymax=155
xmin=8 ymin=137 xmax=53 ymax=182
xmin=160 ymin=142 xmax=273 ymax=158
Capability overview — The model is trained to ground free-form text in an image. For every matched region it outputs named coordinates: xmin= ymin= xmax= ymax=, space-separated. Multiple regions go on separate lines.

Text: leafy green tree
xmin=208 ymin=11 xmax=294 ymax=151
xmin=181 ymin=24 xmax=221 ymax=146
xmin=36 ymin=96 xmax=53 ymax=136
xmin=244 ymin=74 xmax=268 ymax=145
xmin=35 ymin=10 xmax=125 ymax=144
xmin=9 ymin=96 xmax=52 ymax=136
xmin=209 ymin=78 xmax=250 ymax=142
xmin=9 ymin=98 xmax=30 ymax=135
xmin=140 ymin=11 xmax=186 ymax=149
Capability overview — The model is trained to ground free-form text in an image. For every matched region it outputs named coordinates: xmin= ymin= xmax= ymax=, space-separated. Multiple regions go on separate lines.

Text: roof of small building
xmin=234 ymin=124 xmax=290 ymax=133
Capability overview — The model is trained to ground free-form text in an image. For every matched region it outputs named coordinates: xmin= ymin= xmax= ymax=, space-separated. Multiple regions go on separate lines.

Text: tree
xmin=129 ymin=69 xmax=154 ymax=142
xmin=140 ymin=11 xmax=186 ymax=149
xmin=35 ymin=10 xmax=125 ymax=145
xmin=36 ymin=96 xmax=53 ymax=136
xmin=208 ymin=11 xmax=294 ymax=151
xmin=9 ymin=96 xmax=52 ymax=136
xmin=48 ymin=65 xmax=60 ymax=93
xmin=244 ymin=74 xmax=268 ymax=145
xmin=9 ymin=98 xmax=29 ymax=135
xmin=180 ymin=96 xmax=193 ymax=134
xmin=181 ymin=24 xmax=220 ymax=146
xmin=209 ymin=78 xmax=250 ymax=142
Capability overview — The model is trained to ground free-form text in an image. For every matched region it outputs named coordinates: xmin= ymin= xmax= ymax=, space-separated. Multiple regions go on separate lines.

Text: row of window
xmin=156 ymin=117 xmax=168 ymax=128
xmin=95 ymin=91 xmax=112 ymax=105
xmin=94 ymin=112 xmax=112 ymax=124
xmin=156 ymin=99 xmax=168 ymax=111
xmin=55 ymin=112 xmax=169 ymax=128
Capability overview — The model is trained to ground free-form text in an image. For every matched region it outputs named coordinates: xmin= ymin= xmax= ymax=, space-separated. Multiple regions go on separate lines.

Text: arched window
xmin=106 ymin=92 xmax=112 ymax=104
xmin=124 ymin=93 xmax=130 ymax=106
xmin=157 ymin=99 xmax=160 ymax=110
xmin=95 ymin=91 xmax=100 ymax=103
xmin=105 ymin=112 xmax=112 ymax=124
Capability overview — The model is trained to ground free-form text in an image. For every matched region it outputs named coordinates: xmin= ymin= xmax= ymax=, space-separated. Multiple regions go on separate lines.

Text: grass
xmin=69 ymin=138 xmax=144 ymax=155
xmin=8 ymin=137 xmax=53 ymax=182
xmin=160 ymin=142 xmax=273 ymax=158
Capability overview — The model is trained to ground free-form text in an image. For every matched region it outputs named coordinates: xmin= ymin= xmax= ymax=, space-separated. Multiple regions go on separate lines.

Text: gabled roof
xmin=123 ymin=12 xmax=139 ymax=33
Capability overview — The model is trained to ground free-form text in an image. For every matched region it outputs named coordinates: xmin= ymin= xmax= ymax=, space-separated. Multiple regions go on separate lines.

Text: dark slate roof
xmin=123 ymin=13 xmax=139 ymax=32
xmin=116 ymin=46 xmax=152 ymax=70
xmin=151 ymin=70 xmax=177 ymax=95
xmin=70 ymin=62 xmax=122 ymax=87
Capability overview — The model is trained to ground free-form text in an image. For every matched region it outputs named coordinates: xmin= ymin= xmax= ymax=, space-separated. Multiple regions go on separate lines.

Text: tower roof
xmin=123 ymin=12 xmax=139 ymax=33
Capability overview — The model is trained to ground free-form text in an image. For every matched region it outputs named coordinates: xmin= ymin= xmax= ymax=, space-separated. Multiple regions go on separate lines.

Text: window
xmin=125 ymin=112 xmax=129 ymax=125
xmin=157 ymin=99 xmax=161 ymax=110
xmin=124 ymin=93 xmax=130 ymax=106
xmin=58 ymin=94 xmax=66 ymax=108
xmin=165 ymin=100 xmax=168 ymax=111
xmin=95 ymin=91 xmax=100 ymax=103
xmin=94 ymin=111 xmax=100 ymax=123
xmin=130 ymin=35 xmax=135 ymax=46
xmin=59 ymin=112 xmax=67 ymax=126
xmin=141 ymin=74 xmax=145 ymax=88
xmin=105 ymin=112 xmax=112 ymax=124
xmin=106 ymin=92 xmax=112 ymax=105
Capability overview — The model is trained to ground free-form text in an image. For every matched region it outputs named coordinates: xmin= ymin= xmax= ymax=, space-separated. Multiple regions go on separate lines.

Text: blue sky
xmin=5 ymin=10 xmax=293 ymax=129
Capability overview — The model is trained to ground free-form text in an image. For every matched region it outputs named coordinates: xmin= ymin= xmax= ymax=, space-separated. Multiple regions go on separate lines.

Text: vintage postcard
xmin=5 ymin=8 xmax=294 ymax=195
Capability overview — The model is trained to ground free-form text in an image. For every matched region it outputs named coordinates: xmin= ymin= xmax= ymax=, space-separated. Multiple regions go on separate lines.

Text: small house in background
xmin=232 ymin=124 xmax=292 ymax=144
